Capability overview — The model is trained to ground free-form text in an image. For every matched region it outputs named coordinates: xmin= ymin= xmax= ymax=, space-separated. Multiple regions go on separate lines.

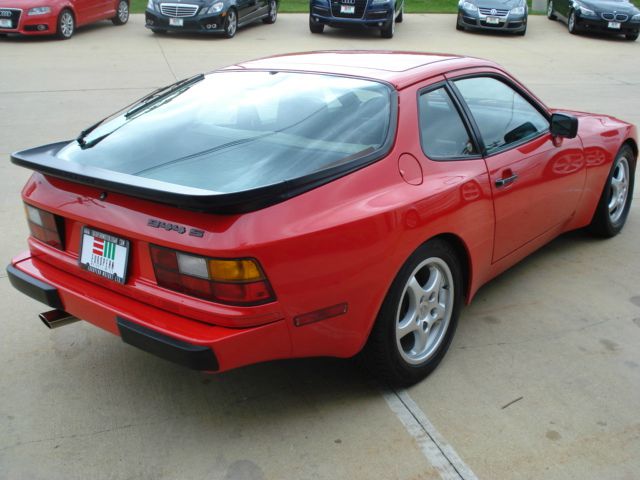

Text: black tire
xmin=395 ymin=5 xmax=403 ymax=23
xmin=456 ymin=18 xmax=464 ymax=31
xmin=362 ymin=239 xmax=463 ymax=387
xmin=547 ymin=0 xmax=556 ymax=20
xmin=56 ymin=9 xmax=75 ymax=39
xmin=309 ymin=16 xmax=324 ymax=33
xmin=626 ymin=32 xmax=639 ymax=41
xmin=223 ymin=8 xmax=238 ymax=38
xmin=262 ymin=0 xmax=277 ymax=24
xmin=568 ymin=10 xmax=578 ymax=34
xmin=112 ymin=0 xmax=129 ymax=25
xmin=588 ymin=145 xmax=635 ymax=237
xmin=380 ymin=15 xmax=394 ymax=38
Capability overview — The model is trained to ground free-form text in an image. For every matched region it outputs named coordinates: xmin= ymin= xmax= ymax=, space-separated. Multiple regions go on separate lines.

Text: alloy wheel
xmin=608 ymin=156 xmax=630 ymax=223
xmin=60 ymin=11 xmax=74 ymax=38
xmin=395 ymin=257 xmax=454 ymax=365
xmin=118 ymin=1 xmax=129 ymax=23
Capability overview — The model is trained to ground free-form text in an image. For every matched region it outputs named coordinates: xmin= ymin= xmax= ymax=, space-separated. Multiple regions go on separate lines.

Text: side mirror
xmin=550 ymin=113 xmax=578 ymax=139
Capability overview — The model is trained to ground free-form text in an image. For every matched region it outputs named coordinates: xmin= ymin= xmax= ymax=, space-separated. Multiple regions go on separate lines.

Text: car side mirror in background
xmin=550 ymin=113 xmax=578 ymax=139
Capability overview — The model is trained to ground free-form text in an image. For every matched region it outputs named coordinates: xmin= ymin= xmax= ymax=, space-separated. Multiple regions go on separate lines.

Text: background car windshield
xmin=56 ymin=72 xmax=393 ymax=193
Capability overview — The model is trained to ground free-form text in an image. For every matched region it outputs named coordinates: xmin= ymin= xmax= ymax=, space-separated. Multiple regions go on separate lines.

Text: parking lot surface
xmin=1 ymin=14 xmax=639 ymax=480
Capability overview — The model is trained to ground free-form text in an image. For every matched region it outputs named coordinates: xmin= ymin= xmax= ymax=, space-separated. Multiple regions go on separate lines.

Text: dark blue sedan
xmin=309 ymin=0 xmax=404 ymax=38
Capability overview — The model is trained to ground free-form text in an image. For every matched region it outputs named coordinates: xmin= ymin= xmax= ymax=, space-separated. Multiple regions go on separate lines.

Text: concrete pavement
xmin=1 ymin=14 xmax=639 ymax=480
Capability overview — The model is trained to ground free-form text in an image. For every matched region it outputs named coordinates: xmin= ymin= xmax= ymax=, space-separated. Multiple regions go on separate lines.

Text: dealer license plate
xmin=340 ymin=5 xmax=355 ymax=14
xmin=79 ymin=227 xmax=130 ymax=284
xmin=0 ymin=19 xmax=12 ymax=28
xmin=608 ymin=21 xmax=621 ymax=29
xmin=486 ymin=16 xmax=500 ymax=24
xmin=169 ymin=17 xmax=184 ymax=26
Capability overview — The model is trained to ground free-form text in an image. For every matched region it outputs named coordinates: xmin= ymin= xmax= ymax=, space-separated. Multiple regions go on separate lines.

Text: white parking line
xmin=382 ymin=388 xmax=479 ymax=480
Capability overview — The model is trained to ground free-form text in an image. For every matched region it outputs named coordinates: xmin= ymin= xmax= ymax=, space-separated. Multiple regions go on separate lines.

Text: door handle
xmin=495 ymin=173 xmax=518 ymax=188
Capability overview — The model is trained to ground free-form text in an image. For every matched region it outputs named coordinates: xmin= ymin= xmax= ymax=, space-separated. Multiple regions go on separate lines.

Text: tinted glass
xmin=56 ymin=72 xmax=393 ymax=193
xmin=419 ymin=87 xmax=478 ymax=159
xmin=454 ymin=77 xmax=548 ymax=155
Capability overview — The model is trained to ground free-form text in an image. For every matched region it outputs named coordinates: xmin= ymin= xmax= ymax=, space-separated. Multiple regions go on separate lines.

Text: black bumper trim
xmin=6 ymin=263 xmax=63 ymax=310
xmin=117 ymin=317 xmax=219 ymax=371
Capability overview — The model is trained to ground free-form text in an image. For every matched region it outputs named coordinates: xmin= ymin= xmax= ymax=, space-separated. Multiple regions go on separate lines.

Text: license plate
xmin=486 ymin=16 xmax=500 ymax=24
xmin=169 ymin=17 xmax=183 ymax=26
xmin=608 ymin=21 xmax=621 ymax=29
xmin=79 ymin=227 xmax=130 ymax=284
xmin=340 ymin=5 xmax=355 ymax=14
xmin=0 ymin=18 xmax=12 ymax=28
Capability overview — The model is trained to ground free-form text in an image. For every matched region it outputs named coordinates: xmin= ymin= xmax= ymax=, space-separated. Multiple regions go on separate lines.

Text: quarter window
xmin=454 ymin=77 xmax=549 ymax=155
xmin=419 ymin=87 xmax=478 ymax=159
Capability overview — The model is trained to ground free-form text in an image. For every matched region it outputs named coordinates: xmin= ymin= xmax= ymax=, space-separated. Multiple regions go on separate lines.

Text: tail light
xmin=149 ymin=245 xmax=275 ymax=306
xmin=24 ymin=204 xmax=65 ymax=250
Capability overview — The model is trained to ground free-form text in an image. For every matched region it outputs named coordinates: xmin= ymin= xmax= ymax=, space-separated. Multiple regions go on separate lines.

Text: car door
xmin=447 ymin=73 xmax=585 ymax=262
xmin=235 ymin=0 xmax=257 ymax=22
xmin=554 ymin=0 xmax=569 ymax=19
xmin=72 ymin=0 xmax=100 ymax=24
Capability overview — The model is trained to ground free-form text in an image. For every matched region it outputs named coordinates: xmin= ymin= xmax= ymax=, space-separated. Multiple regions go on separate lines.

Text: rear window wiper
xmin=124 ymin=73 xmax=205 ymax=119
xmin=76 ymin=117 xmax=108 ymax=147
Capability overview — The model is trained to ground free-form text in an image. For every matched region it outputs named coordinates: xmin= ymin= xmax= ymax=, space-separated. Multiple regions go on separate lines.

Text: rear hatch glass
xmin=13 ymin=71 xmax=395 ymax=213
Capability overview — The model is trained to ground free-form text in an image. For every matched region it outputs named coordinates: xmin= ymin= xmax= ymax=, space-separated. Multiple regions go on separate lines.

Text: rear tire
xmin=309 ymin=16 xmax=324 ymax=33
xmin=362 ymin=239 xmax=463 ymax=387
xmin=588 ymin=145 xmax=635 ymax=237
xmin=262 ymin=0 xmax=277 ymax=24
xmin=56 ymin=9 xmax=75 ymax=39
xmin=112 ymin=0 xmax=129 ymax=25
xmin=547 ymin=0 xmax=556 ymax=19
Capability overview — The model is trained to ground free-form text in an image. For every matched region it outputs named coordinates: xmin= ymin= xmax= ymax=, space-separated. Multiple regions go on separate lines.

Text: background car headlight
xmin=510 ymin=6 xmax=525 ymax=14
xmin=207 ymin=2 xmax=225 ymax=13
xmin=146 ymin=0 xmax=155 ymax=10
xmin=632 ymin=13 xmax=640 ymax=20
xmin=27 ymin=6 xmax=51 ymax=15
xmin=461 ymin=1 xmax=477 ymax=12
xmin=578 ymin=5 xmax=596 ymax=16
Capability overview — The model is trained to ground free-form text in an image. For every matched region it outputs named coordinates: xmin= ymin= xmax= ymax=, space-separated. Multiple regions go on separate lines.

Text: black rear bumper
xmin=7 ymin=263 xmax=218 ymax=371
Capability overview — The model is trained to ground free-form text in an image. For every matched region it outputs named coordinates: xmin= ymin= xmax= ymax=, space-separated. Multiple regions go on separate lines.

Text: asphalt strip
xmin=382 ymin=388 xmax=479 ymax=480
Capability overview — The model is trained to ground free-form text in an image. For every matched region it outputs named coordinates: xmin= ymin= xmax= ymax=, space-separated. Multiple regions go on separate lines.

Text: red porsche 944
xmin=8 ymin=51 xmax=636 ymax=386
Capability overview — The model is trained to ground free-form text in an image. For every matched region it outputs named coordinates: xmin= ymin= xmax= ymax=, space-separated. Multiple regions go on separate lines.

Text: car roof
xmin=223 ymin=51 xmax=500 ymax=89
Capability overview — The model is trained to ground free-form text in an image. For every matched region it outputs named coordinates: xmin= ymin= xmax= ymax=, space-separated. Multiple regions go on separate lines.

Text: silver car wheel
xmin=395 ymin=257 xmax=454 ymax=365
xmin=227 ymin=9 xmax=237 ymax=36
xmin=60 ymin=11 xmax=74 ymax=38
xmin=118 ymin=1 xmax=129 ymax=23
xmin=269 ymin=0 xmax=277 ymax=22
xmin=608 ymin=156 xmax=630 ymax=223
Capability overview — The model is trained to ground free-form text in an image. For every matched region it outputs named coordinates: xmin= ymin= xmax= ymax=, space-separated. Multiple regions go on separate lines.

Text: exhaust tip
xmin=39 ymin=310 xmax=80 ymax=329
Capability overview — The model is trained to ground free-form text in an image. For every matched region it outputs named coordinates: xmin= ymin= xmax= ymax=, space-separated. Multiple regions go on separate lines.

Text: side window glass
xmin=419 ymin=87 xmax=478 ymax=159
xmin=454 ymin=77 xmax=549 ymax=155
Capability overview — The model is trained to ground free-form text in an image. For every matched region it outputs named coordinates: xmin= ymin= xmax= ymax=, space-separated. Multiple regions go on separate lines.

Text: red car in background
xmin=7 ymin=51 xmax=637 ymax=386
xmin=0 ymin=0 xmax=129 ymax=39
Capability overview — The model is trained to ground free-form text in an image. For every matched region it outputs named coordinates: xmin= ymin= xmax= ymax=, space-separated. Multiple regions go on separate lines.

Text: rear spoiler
xmin=11 ymin=141 xmax=382 ymax=214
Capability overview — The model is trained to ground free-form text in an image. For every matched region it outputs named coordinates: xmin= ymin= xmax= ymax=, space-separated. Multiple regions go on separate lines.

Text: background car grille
xmin=0 ymin=8 xmax=22 ymax=29
xmin=478 ymin=7 xmax=509 ymax=17
xmin=331 ymin=0 xmax=367 ymax=19
xmin=159 ymin=3 xmax=199 ymax=17
xmin=601 ymin=12 xmax=628 ymax=21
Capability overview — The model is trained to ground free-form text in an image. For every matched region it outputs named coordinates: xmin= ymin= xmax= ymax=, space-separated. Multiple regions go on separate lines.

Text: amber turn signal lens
xmin=208 ymin=259 xmax=263 ymax=282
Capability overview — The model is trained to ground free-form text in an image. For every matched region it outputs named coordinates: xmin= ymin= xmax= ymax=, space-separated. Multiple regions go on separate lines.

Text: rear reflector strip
xmin=294 ymin=303 xmax=348 ymax=327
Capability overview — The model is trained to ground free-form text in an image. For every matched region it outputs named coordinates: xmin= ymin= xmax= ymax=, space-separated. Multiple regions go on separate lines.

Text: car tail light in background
xmin=25 ymin=204 xmax=65 ymax=250
xmin=149 ymin=245 xmax=275 ymax=306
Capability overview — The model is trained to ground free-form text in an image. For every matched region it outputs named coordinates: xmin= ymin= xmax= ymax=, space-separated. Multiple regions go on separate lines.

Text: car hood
xmin=475 ymin=0 xmax=522 ymax=9
xmin=0 ymin=0 xmax=50 ymax=9
xmin=578 ymin=0 xmax=639 ymax=14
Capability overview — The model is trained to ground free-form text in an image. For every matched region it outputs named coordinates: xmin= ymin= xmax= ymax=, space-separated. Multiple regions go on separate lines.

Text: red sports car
xmin=0 ymin=0 xmax=129 ymax=39
xmin=7 ymin=52 xmax=637 ymax=386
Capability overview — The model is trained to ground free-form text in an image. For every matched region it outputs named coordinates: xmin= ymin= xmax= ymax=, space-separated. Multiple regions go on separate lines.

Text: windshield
xmin=56 ymin=71 xmax=393 ymax=194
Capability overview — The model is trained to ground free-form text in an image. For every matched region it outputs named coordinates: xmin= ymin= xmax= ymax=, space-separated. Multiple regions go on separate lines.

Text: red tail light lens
xmin=24 ymin=204 xmax=65 ymax=250
xmin=149 ymin=245 xmax=275 ymax=306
